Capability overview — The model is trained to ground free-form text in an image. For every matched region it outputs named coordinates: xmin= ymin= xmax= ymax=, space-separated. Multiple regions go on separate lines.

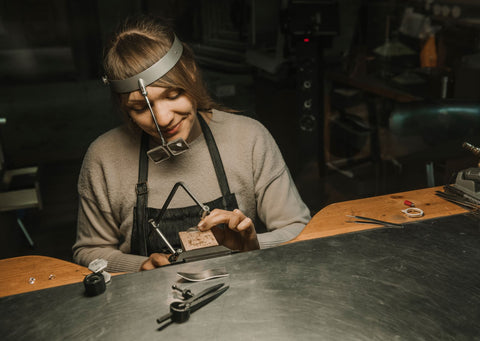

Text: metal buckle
xmin=136 ymin=182 xmax=148 ymax=195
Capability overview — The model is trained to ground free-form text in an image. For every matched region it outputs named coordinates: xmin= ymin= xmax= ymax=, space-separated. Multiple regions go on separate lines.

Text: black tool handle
xmin=189 ymin=285 xmax=229 ymax=313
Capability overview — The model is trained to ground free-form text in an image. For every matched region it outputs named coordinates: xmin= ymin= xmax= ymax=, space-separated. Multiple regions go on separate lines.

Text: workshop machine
xmin=441 ymin=142 xmax=480 ymax=205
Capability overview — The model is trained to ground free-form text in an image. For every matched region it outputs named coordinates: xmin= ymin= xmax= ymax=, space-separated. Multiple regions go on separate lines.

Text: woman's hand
xmin=197 ymin=209 xmax=260 ymax=252
xmin=140 ymin=253 xmax=171 ymax=271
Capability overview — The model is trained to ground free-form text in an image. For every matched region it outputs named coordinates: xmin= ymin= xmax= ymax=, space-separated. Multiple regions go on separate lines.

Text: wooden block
xmin=179 ymin=230 xmax=219 ymax=251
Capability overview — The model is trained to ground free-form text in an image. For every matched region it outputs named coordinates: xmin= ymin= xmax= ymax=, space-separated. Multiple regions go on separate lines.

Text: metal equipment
xmin=149 ymin=182 xmax=232 ymax=264
xmin=102 ymin=35 xmax=190 ymax=163
xmin=156 ymin=283 xmax=229 ymax=330
xmin=451 ymin=142 xmax=480 ymax=201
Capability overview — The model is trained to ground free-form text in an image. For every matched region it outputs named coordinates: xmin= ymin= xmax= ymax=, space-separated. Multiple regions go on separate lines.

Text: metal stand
xmin=16 ymin=215 xmax=34 ymax=248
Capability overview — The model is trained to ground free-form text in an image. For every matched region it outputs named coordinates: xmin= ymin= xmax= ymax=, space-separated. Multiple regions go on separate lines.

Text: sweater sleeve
xmin=256 ymin=167 xmax=311 ymax=248
xmin=72 ymin=136 xmax=148 ymax=273
xmin=73 ymin=196 xmax=147 ymax=273
xmin=250 ymin=122 xmax=311 ymax=248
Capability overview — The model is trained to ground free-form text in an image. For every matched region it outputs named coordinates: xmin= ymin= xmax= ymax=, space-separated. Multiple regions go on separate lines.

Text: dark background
xmin=1 ymin=0 xmax=480 ymax=261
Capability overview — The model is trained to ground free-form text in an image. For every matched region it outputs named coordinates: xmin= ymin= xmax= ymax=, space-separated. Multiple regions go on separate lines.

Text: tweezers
xmin=346 ymin=215 xmax=404 ymax=229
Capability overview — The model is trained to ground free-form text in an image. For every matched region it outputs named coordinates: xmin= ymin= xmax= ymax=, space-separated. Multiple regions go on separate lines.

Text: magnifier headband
xmin=106 ymin=35 xmax=183 ymax=93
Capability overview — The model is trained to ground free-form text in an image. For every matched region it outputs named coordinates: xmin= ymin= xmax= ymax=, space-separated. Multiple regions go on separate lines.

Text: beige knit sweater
xmin=73 ymin=110 xmax=311 ymax=272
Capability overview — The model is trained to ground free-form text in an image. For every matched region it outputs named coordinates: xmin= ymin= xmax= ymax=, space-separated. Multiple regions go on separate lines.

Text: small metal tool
xmin=346 ymin=215 xmax=404 ymax=229
xmin=156 ymin=283 xmax=229 ymax=329
xmin=436 ymin=190 xmax=480 ymax=211
xmin=172 ymin=284 xmax=194 ymax=300
xmin=150 ymin=219 xmax=180 ymax=258
xmin=177 ymin=267 xmax=229 ymax=282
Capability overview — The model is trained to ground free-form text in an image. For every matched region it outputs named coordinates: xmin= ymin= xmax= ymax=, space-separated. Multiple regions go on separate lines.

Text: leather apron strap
xmin=133 ymin=132 xmax=149 ymax=256
xmin=197 ymin=113 xmax=232 ymax=207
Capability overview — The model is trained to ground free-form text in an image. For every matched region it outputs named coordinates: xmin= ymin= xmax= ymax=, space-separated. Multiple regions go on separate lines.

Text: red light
xmin=304 ymin=38 xmax=310 ymax=43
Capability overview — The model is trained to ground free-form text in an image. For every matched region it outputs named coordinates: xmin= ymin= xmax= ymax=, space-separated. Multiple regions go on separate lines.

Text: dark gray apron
xmin=131 ymin=113 xmax=242 ymax=256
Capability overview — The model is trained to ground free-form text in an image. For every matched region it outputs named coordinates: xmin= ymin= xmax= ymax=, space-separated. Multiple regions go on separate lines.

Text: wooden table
xmin=290 ymin=185 xmax=467 ymax=242
xmin=0 ymin=256 xmax=90 ymax=298
xmin=0 ymin=186 xmax=467 ymax=298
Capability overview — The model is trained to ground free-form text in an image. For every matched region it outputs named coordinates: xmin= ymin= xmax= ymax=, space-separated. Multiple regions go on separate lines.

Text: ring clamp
xmin=401 ymin=207 xmax=424 ymax=218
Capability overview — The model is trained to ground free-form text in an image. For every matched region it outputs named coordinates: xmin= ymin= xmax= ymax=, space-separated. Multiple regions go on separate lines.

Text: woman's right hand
xmin=140 ymin=253 xmax=171 ymax=271
xmin=197 ymin=208 xmax=260 ymax=252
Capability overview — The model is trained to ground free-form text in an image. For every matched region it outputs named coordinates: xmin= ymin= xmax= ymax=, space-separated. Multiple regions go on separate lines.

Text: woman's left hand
xmin=197 ymin=209 xmax=260 ymax=251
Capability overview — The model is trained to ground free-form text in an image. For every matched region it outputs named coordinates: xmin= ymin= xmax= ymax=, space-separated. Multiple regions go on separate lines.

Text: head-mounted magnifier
xmin=103 ymin=35 xmax=189 ymax=164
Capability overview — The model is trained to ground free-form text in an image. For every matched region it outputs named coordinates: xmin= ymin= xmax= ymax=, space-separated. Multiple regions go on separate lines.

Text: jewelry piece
xmin=401 ymin=207 xmax=424 ymax=218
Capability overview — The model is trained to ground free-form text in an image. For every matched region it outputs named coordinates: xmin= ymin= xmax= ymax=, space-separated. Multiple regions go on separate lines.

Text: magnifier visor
xmin=102 ymin=34 xmax=191 ymax=164
xmin=147 ymin=138 xmax=190 ymax=164
xmin=147 ymin=145 xmax=171 ymax=163
xmin=167 ymin=139 xmax=189 ymax=155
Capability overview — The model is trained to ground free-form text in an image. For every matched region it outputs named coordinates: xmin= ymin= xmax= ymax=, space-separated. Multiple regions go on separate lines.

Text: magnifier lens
xmin=167 ymin=138 xmax=190 ymax=155
xmin=147 ymin=145 xmax=171 ymax=163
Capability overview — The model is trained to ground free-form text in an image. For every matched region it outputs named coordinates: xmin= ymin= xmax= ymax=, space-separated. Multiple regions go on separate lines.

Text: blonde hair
xmin=103 ymin=15 xmax=222 ymax=115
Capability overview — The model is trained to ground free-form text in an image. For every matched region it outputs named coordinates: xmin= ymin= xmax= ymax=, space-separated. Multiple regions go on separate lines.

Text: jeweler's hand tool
xmin=177 ymin=267 xmax=229 ymax=282
xmin=436 ymin=190 xmax=480 ymax=215
xmin=346 ymin=215 xmax=404 ymax=228
xmin=148 ymin=181 xmax=212 ymax=263
xmin=171 ymin=284 xmax=194 ymax=299
xmin=156 ymin=283 xmax=229 ymax=329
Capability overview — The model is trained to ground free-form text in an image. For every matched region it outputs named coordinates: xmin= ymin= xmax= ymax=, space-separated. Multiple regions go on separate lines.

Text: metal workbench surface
xmin=1 ymin=214 xmax=479 ymax=340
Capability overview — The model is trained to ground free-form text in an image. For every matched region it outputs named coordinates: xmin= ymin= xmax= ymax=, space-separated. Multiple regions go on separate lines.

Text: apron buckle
xmin=136 ymin=182 xmax=148 ymax=195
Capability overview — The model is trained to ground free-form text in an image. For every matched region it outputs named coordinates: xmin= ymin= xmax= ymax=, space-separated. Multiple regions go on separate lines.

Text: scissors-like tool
xmin=156 ymin=283 xmax=229 ymax=330
xmin=346 ymin=215 xmax=404 ymax=229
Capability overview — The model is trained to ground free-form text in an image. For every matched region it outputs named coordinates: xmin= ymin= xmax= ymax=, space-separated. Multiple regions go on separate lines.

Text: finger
xmin=150 ymin=253 xmax=170 ymax=267
xmin=236 ymin=217 xmax=253 ymax=232
xmin=232 ymin=209 xmax=253 ymax=232
xmin=198 ymin=209 xmax=231 ymax=230
xmin=233 ymin=209 xmax=246 ymax=218
xmin=140 ymin=259 xmax=155 ymax=271
xmin=228 ymin=211 xmax=242 ymax=230
xmin=197 ymin=209 xmax=221 ymax=230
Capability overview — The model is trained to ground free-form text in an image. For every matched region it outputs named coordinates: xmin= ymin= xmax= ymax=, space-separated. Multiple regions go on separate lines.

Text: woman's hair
xmin=103 ymin=15 xmax=223 ymax=116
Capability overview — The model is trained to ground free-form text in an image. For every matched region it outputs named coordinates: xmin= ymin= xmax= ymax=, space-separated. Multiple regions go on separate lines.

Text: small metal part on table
xmin=88 ymin=258 xmax=108 ymax=273
xmin=172 ymin=284 xmax=194 ymax=300
xmin=176 ymin=267 xmax=229 ymax=282
xmin=401 ymin=207 xmax=424 ymax=218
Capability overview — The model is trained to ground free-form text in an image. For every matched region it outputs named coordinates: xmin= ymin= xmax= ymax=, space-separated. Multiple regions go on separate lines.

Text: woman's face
xmin=125 ymin=86 xmax=200 ymax=144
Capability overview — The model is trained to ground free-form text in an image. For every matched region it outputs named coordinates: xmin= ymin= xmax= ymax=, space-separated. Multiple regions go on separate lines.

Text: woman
xmin=73 ymin=15 xmax=311 ymax=272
